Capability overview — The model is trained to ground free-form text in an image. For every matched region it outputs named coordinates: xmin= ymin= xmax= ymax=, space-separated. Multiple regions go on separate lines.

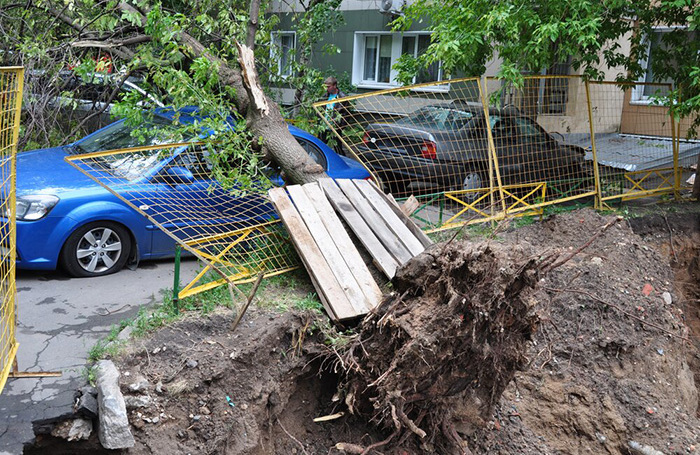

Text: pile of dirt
xmin=110 ymin=208 xmax=698 ymax=454
xmin=112 ymin=309 xmax=381 ymax=454
xmin=471 ymin=209 xmax=699 ymax=455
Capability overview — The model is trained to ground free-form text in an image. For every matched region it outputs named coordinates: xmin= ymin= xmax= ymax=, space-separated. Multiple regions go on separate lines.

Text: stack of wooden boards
xmin=269 ymin=178 xmax=432 ymax=322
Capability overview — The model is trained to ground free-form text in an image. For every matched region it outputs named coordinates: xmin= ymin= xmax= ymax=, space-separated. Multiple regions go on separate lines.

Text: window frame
xmin=271 ymin=31 xmax=296 ymax=78
xmin=352 ymin=31 xmax=448 ymax=92
xmin=631 ymin=26 xmax=686 ymax=105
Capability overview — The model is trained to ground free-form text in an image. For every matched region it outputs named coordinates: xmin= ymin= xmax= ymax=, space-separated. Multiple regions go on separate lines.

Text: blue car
xmin=10 ymin=108 xmax=370 ymax=277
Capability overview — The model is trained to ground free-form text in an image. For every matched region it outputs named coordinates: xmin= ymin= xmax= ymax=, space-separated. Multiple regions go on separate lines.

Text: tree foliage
xmin=393 ymin=0 xmax=699 ymax=136
xmin=0 ymin=0 xmax=335 ymax=186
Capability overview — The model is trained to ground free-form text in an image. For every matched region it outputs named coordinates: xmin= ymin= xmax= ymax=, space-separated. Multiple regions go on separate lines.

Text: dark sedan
xmin=356 ymin=103 xmax=586 ymax=198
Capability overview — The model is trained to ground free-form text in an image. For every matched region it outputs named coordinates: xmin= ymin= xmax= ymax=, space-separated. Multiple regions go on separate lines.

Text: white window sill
xmin=356 ymin=82 xmax=450 ymax=93
xmin=629 ymin=99 xmax=667 ymax=107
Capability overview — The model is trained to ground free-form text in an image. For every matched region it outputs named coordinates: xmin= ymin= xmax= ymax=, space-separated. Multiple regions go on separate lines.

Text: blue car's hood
xmin=15 ymin=146 xmax=99 ymax=196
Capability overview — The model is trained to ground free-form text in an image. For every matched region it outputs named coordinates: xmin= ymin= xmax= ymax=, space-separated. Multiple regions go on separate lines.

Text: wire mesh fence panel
xmin=316 ymin=77 xmax=599 ymax=231
xmin=313 ymin=78 xmax=509 ymax=230
xmin=66 ymin=142 xmax=299 ymax=299
xmin=587 ymin=81 xmax=680 ymax=202
xmin=485 ymin=76 xmax=596 ymax=207
xmin=0 ymin=67 xmax=23 ymax=394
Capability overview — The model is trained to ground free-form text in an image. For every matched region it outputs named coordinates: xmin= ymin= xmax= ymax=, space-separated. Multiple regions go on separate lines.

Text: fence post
xmin=584 ymin=80 xmax=603 ymax=209
xmin=478 ymin=78 xmax=507 ymax=214
xmin=173 ymin=245 xmax=181 ymax=314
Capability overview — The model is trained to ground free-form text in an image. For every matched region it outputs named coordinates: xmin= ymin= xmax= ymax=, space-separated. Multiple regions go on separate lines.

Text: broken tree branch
xmin=60 ymin=70 xmax=133 ymax=145
xmin=231 ymin=272 xmax=265 ymax=331
xmin=235 ymin=41 xmax=269 ymax=117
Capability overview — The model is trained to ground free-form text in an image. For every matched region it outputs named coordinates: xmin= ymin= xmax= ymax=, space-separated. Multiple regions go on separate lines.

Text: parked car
xmin=357 ymin=101 xmax=586 ymax=197
xmin=7 ymin=107 xmax=370 ymax=277
xmin=27 ymin=69 xmax=165 ymax=113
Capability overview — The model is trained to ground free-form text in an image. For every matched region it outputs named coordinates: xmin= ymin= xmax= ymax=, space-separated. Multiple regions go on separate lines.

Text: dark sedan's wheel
xmin=60 ymin=222 xmax=132 ymax=277
xmin=452 ymin=171 xmax=487 ymax=203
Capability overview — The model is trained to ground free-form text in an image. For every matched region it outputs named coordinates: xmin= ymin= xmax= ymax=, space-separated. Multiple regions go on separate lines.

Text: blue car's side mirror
xmin=157 ymin=166 xmax=195 ymax=185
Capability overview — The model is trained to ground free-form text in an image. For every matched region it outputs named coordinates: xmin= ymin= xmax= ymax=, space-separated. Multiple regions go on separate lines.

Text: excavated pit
xmin=23 ymin=208 xmax=700 ymax=454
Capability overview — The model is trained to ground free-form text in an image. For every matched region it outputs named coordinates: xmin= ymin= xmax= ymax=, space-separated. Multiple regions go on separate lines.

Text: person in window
xmin=321 ymin=76 xmax=350 ymax=156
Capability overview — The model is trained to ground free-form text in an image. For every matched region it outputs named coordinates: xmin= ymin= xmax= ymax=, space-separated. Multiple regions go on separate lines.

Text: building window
xmin=402 ymin=35 xmax=442 ymax=84
xmin=497 ymin=58 xmax=571 ymax=116
xmin=632 ymin=28 xmax=696 ymax=104
xmin=353 ymin=32 xmax=445 ymax=90
xmin=539 ymin=58 xmax=571 ymax=115
xmin=271 ymin=32 xmax=296 ymax=77
xmin=362 ymin=35 xmax=393 ymax=83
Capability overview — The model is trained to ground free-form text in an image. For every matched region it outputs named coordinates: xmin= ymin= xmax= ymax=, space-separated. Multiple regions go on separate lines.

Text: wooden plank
xmin=319 ymin=178 xmax=400 ymax=278
xmin=400 ymin=195 xmax=421 ymax=217
xmin=367 ymin=181 xmax=433 ymax=249
xmin=287 ymin=185 xmax=369 ymax=315
xmin=335 ymin=179 xmax=413 ymax=265
xmin=268 ymin=188 xmax=355 ymax=320
xmin=303 ymin=182 xmax=382 ymax=310
xmin=269 ymin=188 xmax=338 ymax=320
xmin=353 ymin=179 xmax=425 ymax=256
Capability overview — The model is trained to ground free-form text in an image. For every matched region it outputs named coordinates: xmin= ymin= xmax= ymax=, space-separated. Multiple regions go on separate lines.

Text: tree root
xmin=332 ymin=241 xmax=543 ymax=453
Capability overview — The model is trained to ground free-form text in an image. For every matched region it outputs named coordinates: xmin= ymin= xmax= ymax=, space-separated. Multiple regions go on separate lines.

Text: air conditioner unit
xmin=379 ymin=0 xmax=404 ymax=16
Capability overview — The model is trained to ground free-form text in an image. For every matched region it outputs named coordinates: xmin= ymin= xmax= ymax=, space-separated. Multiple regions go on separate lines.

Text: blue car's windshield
xmin=69 ymin=115 xmax=185 ymax=155
xmin=69 ymin=115 xmax=192 ymax=182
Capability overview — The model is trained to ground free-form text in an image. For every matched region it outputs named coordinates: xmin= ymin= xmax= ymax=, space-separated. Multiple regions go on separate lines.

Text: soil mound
xmin=112 ymin=208 xmax=699 ymax=455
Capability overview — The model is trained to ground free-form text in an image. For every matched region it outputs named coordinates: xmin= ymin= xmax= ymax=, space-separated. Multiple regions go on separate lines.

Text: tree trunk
xmin=236 ymin=42 xmax=325 ymax=184
xmin=180 ymin=0 xmax=326 ymax=185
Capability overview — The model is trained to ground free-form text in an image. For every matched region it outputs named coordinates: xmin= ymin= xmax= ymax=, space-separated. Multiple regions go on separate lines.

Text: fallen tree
xmin=4 ymin=0 xmax=326 ymax=185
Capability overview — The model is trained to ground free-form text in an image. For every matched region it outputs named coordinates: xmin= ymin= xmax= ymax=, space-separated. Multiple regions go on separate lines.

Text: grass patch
xmin=87 ymin=321 xmax=130 ymax=362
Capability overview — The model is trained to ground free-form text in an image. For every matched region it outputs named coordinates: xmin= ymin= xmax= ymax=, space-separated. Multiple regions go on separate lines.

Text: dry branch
xmin=542 ymin=216 xmax=623 ymax=273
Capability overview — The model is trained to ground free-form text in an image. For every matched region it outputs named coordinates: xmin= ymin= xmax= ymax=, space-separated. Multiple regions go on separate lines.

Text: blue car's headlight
xmin=15 ymin=195 xmax=59 ymax=221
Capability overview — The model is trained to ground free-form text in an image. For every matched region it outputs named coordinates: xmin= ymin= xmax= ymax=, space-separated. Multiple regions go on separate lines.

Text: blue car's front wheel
xmin=60 ymin=221 xmax=132 ymax=277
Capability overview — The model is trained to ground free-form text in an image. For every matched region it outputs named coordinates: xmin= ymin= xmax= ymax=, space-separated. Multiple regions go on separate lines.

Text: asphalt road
xmin=0 ymin=259 xmax=202 ymax=454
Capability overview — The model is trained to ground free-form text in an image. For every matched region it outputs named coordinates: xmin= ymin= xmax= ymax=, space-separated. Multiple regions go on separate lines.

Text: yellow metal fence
xmin=64 ymin=76 xmax=689 ymax=301
xmin=65 ymin=143 xmax=300 ymax=300
xmin=0 ymin=67 xmax=23 ymax=394
xmin=314 ymin=76 xmax=686 ymax=230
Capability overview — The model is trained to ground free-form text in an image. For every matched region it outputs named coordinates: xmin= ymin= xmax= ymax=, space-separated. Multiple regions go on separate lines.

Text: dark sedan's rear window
xmin=396 ymin=106 xmax=473 ymax=131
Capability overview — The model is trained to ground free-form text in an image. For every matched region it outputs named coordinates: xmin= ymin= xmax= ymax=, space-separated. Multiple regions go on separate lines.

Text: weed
xmin=83 ymin=365 xmax=97 ymax=386
xmin=86 ymin=321 xmax=131 ymax=362
xmin=296 ymin=292 xmax=323 ymax=312
xmin=87 ymin=338 xmax=123 ymax=363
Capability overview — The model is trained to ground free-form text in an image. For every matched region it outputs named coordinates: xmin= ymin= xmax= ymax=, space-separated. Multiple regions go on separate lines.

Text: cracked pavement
xmin=0 ymin=259 xmax=201 ymax=454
